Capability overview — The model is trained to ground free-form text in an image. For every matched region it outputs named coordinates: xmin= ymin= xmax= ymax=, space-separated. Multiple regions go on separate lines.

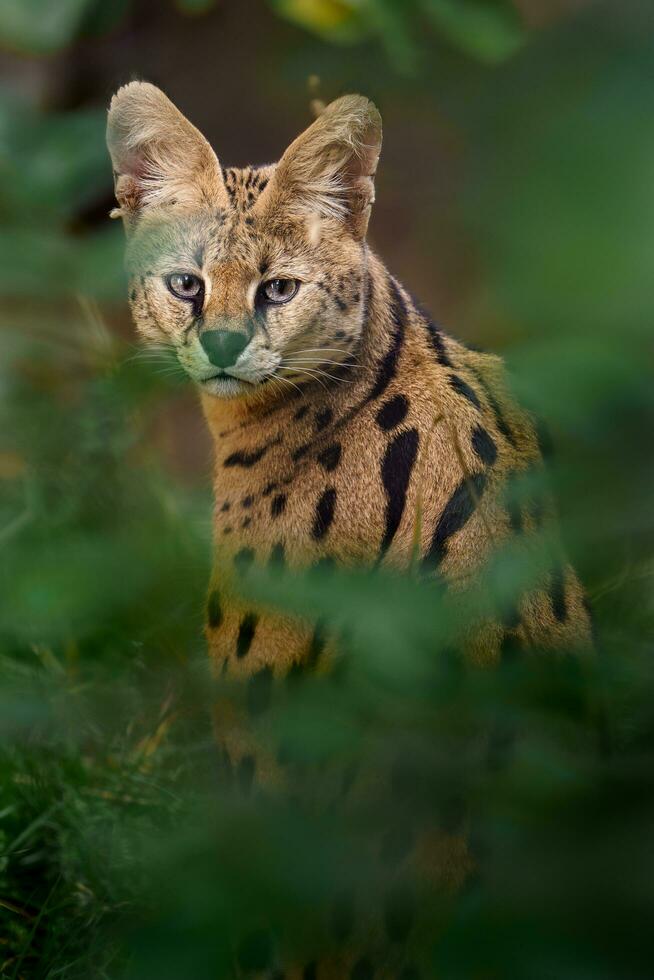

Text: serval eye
xmin=167 ymin=273 xmax=204 ymax=301
xmin=261 ymin=279 xmax=299 ymax=305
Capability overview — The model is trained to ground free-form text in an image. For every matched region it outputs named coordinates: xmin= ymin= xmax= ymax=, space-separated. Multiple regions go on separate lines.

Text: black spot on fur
xmin=207 ymin=589 xmax=222 ymax=629
xmin=550 ymin=565 xmax=568 ymax=622
xmin=271 ymin=493 xmax=287 ymax=517
xmin=470 ymin=367 xmax=518 ymax=448
xmin=423 ymin=473 xmax=487 ymax=570
xmin=241 ymin=517 xmax=251 ymax=529
xmin=269 ymin=542 xmax=286 ymax=569
xmin=130 ymin=288 xmax=136 ymax=302
xmin=366 ymin=278 xmax=406 ymax=403
xmin=263 ymin=481 xmax=278 ymax=497
xmin=376 ymin=394 xmax=409 ymax=431
xmin=236 ymin=613 xmax=258 ymax=658
xmin=317 ymin=443 xmax=342 ymax=472
xmin=316 ymin=407 xmax=333 ymax=431
xmin=308 ymin=619 xmax=327 ymax=666
xmin=241 ymin=495 xmax=254 ymax=509
xmin=224 ymin=442 xmax=272 ymax=467
xmin=424 ymin=319 xmax=453 ymax=367
xmin=531 ymin=495 xmax=546 ymax=528
xmin=312 ymin=556 xmax=336 ymax=576
xmin=313 ymin=488 xmax=337 ymax=540
xmin=471 ymin=425 xmax=498 ymax=466
xmin=234 ymin=548 xmax=255 ymax=574
xmin=448 ymin=374 xmax=481 ymax=409
xmin=502 ymin=600 xmax=522 ymax=630
xmin=380 ymin=429 xmax=420 ymax=557
xmin=292 ymin=442 xmax=311 ymax=462
xmin=220 ymin=501 xmax=230 ymax=512
xmin=536 ymin=416 xmax=555 ymax=459
xmin=247 ymin=666 xmax=273 ymax=716
xmin=294 ymin=404 xmax=309 ymax=421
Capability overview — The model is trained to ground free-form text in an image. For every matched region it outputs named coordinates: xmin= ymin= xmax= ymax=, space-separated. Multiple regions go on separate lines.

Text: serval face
xmin=108 ymin=83 xmax=381 ymax=400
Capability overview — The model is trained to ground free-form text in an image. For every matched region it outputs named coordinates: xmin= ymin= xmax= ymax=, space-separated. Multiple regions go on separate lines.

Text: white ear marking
xmin=106 ymin=81 xmax=228 ymax=226
xmin=306 ymin=214 xmax=324 ymax=246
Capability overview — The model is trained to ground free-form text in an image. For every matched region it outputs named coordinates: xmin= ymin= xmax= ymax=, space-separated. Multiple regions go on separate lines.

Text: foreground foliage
xmin=1 ymin=1 xmax=653 ymax=977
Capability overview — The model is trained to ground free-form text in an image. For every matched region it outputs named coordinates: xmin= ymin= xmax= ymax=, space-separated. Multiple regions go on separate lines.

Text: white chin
xmin=199 ymin=375 xmax=255 ymax=398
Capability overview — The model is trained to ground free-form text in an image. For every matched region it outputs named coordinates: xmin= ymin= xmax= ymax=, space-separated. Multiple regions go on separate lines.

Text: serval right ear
xmin=255 ymin=94 xmax=382 ymax=241
xmin=106 ymin=81 xmax=229 ymax=230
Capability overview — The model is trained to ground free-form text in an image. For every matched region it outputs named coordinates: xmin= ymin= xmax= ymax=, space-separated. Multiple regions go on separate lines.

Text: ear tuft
xmin=262 ymin=94 xmax=382 ymax=239
xmin=106 ymin=81 xmax=226 ymax=225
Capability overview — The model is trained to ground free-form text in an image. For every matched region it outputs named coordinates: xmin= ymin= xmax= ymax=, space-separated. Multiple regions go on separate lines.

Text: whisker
xmin=286 ymin=347 xmax=356 ymax=356
xmin=281 ymin=358 xmax=355 ymax=370
xmin=267 ymin=372 xmax=304 ymax=397
xmin=280 ymin=366 xmax=329 ymax=392
xmin=280 ymin=362 xmax=354 ymax=385
xmin=279 ymin=365 xmax=350 ymax=390
xmin=122 ymin=347 xmax=178 ymax=365
xmin=284 ymin=351 xmax=358 ymax=365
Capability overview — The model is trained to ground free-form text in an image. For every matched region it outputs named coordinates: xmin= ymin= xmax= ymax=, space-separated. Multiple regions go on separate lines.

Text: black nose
xmin=200 ymin=330 xmax=249 ymax=369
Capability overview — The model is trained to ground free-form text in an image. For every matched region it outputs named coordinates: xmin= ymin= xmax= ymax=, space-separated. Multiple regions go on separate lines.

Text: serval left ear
xmin=255 ymin=94 xmax=383 ymax=241
xmin=106 ymin=81 xmax=229 ymax=231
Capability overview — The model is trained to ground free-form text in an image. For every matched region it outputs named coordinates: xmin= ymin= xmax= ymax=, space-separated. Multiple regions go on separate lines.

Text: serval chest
xmin=212 ymin=398 xmax=397 ymax=560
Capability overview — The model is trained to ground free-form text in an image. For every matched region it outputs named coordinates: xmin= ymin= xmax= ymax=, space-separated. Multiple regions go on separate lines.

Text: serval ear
xmin=106 ymin=81 xmax=229 ymax=230
xmin=257 ymin=94 xmax=382 ymax=240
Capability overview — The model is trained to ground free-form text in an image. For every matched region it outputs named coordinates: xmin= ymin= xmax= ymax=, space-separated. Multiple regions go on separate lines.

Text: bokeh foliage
xmin=1 ymin=0 xmax=653 ymax=977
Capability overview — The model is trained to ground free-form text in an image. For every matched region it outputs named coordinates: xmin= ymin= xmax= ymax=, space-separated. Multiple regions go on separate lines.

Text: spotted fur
xmin=108 ymin=82 xmax=592 ymax=978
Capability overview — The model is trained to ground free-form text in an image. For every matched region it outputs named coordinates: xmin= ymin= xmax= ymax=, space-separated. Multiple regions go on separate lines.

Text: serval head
xmin=107 ymin=82 xmax=382 ymax=400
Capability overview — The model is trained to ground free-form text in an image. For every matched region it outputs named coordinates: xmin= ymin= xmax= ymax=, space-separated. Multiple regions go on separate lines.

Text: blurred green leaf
xmin=269 ymin=0 xmax=367 ymax=43
xmin=421 ymin=0 xmax=525 ymax=63
xmin=0 ymin=100 xmax=109 ymax=225
xmin=0 ymin=0 xmax=95 ymax=54
xmin=79 ymin=0 xmax=131 ymax=35
xmin=175 ymin=0 xmax=219 ymax=13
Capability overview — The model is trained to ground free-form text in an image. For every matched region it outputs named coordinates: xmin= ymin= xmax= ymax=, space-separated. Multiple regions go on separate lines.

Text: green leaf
xmin=420 ymin=0 xmax=525 ymax=63
xmin=0 ymin=0 xmax=96 ymax=54
xmin=174 ymin=0 xmax=218 ymax=13
xmin=0 ymin=100 xmax=109 ymax=225
xmin=269 ymin=0 xmax=368 ymax=43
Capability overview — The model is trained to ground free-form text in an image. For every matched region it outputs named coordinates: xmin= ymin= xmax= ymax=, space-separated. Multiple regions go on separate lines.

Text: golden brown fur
xmin=107 ymin=82 xmax=591 ymax=976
